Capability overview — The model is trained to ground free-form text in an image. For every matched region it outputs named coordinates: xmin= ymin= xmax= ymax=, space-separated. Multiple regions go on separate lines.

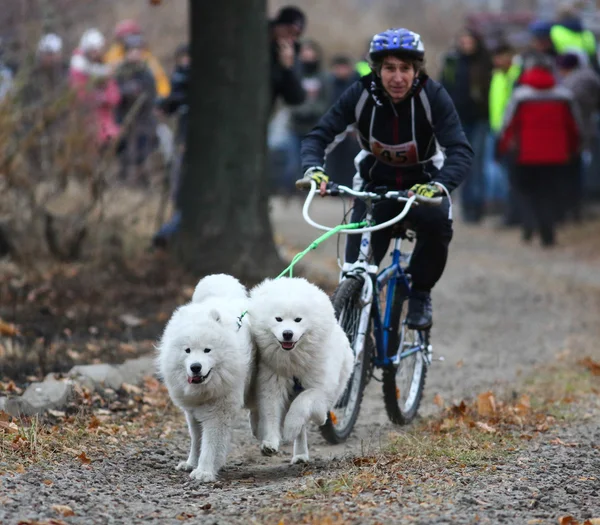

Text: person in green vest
xmin=550 ymin=5 xmax=599 ymax=72
xmin=355 ymin=38 xmax=372 ymax=77
xmin=489 ymin=44 xmax=521 ymax=225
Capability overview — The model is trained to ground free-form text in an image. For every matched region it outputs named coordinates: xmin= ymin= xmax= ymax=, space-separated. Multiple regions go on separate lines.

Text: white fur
xmin=157 ymin=274 xmax=255 ymax=483
xmin=249 ymin=277 xmax=354 ymax=464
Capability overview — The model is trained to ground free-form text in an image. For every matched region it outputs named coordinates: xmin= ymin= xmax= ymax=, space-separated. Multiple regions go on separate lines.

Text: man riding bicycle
xmin=300 ymin=28 xmax=473 ymax=330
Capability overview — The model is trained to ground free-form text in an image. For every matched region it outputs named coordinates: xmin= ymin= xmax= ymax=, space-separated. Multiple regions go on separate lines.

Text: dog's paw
xmin=260 ymin=440 xmax=279 ymax=456
xmin=283 ymin=415 xmax=305 ymax=443
xmin=291 ymin=454 xmax=309 ymax=465
xmin=175 ymin=461 xmax=195 ymax=472
xmin=189 ymin=468 xmax=217 ymax=483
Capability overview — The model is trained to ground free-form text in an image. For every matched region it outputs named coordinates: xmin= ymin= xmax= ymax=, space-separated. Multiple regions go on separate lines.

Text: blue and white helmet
xmin=369 ymin=28 xmax=425 ymax=62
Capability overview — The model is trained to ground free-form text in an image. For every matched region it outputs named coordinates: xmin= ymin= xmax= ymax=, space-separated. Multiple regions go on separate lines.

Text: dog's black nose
xmin=190 ymin=363 xmax=202 ymax=375
xmin=282 ymin=330 xmax=293 ymax=341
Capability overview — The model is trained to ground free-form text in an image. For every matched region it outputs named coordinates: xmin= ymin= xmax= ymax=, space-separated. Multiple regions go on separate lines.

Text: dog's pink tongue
xmin=187 ymin=376 xmax=202 ymax=384
xmin=281 ymin=342 xmax=294 ymax=350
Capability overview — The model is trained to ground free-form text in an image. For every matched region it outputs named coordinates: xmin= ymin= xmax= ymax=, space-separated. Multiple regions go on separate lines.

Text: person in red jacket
xmin=498 ymin=54 xmax=580 ymax=247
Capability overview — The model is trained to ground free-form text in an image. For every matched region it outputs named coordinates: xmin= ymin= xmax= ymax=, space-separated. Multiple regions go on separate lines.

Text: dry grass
xmin=285 ymin=357 xmax=599 ymax=505
xmin=0 ymin=377 xmax=179 ymax=475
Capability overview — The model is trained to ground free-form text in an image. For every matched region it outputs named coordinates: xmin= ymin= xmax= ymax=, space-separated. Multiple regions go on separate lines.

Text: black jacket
xmin=301 ymin=73 xmax=473 ymax=192
xmin=270 ymin=36 xmax=305 ymax=110
xmin=160 ymin=64 xmax=189 ymax=143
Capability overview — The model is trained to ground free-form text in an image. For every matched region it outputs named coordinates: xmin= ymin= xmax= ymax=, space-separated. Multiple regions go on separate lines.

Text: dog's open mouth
xmin=280 ymin=341 xmax=296 ymax=351
xmin=187 ymin=370 xmax=211 ymax=384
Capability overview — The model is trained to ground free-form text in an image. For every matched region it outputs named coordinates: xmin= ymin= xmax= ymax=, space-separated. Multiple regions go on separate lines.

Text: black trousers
xmin=345 ymin=197 xmax=453 ymax=293
xmin=510 ymin=165 xmax=563 ymax=245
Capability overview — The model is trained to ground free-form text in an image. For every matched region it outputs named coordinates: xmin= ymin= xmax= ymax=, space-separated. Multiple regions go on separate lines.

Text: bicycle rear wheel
xmin=320 ymin=276 xmax=372 ymax=444
xmin=382 ymin=288 xmax=430 ymax=425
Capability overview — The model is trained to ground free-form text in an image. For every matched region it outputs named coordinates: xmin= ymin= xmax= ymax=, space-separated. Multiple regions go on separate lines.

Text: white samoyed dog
xmin=157 ymin=274 xmax=256 ymax=482
xmin=249 ymin=277 xmax=353 ymax=464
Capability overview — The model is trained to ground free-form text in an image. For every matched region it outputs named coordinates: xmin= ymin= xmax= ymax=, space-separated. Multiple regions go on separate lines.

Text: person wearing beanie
xmin=557 ymin=52 xmax=600 ymax=215
xmin=498 ymin=56 xmax=581 ymax=246
xmin=269 ymin=5 xmax=306 ymax=109
xmin=104 ymin=19 xmax=170 ymax=97
xmin=114 ymin=33 xmax=158 ymax=186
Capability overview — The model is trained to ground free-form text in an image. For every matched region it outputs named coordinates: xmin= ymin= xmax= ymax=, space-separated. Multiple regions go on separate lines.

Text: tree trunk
xmin=176 ymin=0 xmax=283 ymax=282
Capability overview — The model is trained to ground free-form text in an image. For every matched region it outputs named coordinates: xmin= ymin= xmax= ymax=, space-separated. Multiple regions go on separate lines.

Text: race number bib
xmin=371 ymin=140 xmax=418 ymax=166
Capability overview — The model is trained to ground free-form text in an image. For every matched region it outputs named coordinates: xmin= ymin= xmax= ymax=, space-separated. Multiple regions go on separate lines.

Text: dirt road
xmin=2 ymin=197 xmax=600 ymax=524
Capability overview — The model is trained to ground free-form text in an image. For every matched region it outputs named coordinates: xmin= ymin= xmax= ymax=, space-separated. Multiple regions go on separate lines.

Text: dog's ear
xmin=210 ymin=309 xmax=221 ymax=323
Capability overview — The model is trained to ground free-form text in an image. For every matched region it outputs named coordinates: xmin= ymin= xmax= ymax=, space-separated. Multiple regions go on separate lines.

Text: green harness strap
xmin=236 ymin=220 xmax=369 ymax=328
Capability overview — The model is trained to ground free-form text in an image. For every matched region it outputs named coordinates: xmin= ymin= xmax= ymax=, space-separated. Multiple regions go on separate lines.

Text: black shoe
xmin=406 ymin=291 xmax=432 ymax=330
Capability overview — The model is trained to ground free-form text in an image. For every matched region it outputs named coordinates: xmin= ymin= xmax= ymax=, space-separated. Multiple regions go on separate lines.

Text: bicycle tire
xmin=320 ymin=276 xmax=373 ymax=444
xmin=382 ymin=287 xmax=428 ymax=425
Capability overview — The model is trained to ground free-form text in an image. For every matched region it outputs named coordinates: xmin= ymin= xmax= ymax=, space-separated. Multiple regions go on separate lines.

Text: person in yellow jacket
xmin=104 ymin=19 xmax=171 ymax=98
xmin=488 ymin=44 xmax=521 ymax=224
xmin=550 ymin=6 xmax=599 ymax=71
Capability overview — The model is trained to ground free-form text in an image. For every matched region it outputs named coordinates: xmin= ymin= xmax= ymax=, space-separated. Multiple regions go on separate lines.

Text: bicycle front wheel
xmin=320 ymin=276 xmax=372 ymax=444
xmin=382 ymin=289 xmax=429 ymax=425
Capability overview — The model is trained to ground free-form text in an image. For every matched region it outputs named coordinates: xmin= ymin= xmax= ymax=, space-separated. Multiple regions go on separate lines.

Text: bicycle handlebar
xmin=296 ymin=179 xmax=442 ymax=234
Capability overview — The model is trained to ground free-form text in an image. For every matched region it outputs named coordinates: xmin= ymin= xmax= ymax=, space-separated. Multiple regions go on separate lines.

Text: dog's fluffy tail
xmin=192 ymin=274 xmax=248 ymax=304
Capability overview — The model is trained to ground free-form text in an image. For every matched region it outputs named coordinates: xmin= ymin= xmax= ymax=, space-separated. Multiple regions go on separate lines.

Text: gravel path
xmin=1 ymin=198 xmax=599 ymax=524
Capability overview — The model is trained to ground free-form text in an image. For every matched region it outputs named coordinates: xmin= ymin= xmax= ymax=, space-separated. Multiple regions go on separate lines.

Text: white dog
xmin=249 ymin=277 xmax=353 ymax=464
xmin=157 ymin=274 xmax=255 ymax=482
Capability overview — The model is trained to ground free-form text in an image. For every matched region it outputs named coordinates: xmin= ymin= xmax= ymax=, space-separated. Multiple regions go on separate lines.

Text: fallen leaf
xmin=52 ymin=504 xmax=75 ymax=517
xmin=579 ymin=357 xmax=600 ymax=376
xmin=558 ymin=517 xmax=579 ymax=525
xmin=516 ymin=394 xmax=531 ymax=414
xmin=47 ymin=409 xmax=66 ymax=419
xmin=42 ymin=479 xmax=53 ymax=486
xmin=87 ymin=416 xmax=101 ymax=430
xmin=329 ymin=411 xmax=338 ymax=425
xmin=583 ymin=519 xmax=600 ymax=525
xmin=0 ymin=318 xmax=19 ymax=336
xmin=0 ymin=421 xmax=19 ymax=434
xmin=77 ymin=451 xmax=91 ymax=464
xmin=477 ymin=391 xmax=496 ymax=417
xmin=15 ymin=464 xmax=25 ymax=473
xmin=455 ymin=359 xmax=464 ymax=368
xmin=550 ymin=438 xmax=579 ymax=448
xmin=475 ymin=421 xmax=496 ymax=433
xmin=433 ymin=393 xmax=444 ymax=408
xmin=527 ymin=520 xmax=544 ymax=524
xmin=122 ymin=383 xmax=142 ymax=395
xmin=176 ymin=513 xmax=195 ymax=521
xmin=200 ymin=503 xmax=212 ymax=510
xmin=119 ymin=343 xmax=137 ymax=354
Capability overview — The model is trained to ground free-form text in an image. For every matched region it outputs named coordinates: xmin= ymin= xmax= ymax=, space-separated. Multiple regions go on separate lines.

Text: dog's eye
xmin=294 ymin=317 xmax=302 ymax=323
xmin=275 ymin=317 xmax=283 ymax=322
xmin=204 ymin=348 xmax=211 ymax=354
xmin=185 ymin=348 xmax=191 ymax=354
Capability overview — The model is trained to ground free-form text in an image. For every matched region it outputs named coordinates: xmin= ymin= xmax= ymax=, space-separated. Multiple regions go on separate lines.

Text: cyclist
xmin=300 ymin=28 xmax=473 ymax=330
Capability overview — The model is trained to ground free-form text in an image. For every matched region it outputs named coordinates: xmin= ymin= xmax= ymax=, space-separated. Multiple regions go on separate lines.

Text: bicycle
xmin=296 ymin=178 xmax=443 ymax=444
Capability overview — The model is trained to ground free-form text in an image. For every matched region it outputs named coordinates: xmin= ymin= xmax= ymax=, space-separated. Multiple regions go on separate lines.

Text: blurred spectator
xmin=498 ymin=55 xmax=580 ymax=247
xmin=276 ymin=39 xmax=330 ymax=195
xmin=104 ymin=19 xmax=170 ymax=98
xmin=69 ymin=29 xmax=120 ymax=147
xmin=21 ymin=34 xmax=68 ymax=106
xmin=269 ymin=5 xmax=306 ymax=110
xmin=324 ymin=54 xmax=361 ymax=187
xmin=114 ymin=34 xmax=157 ymax=186
xmin=152 ymin=44 xmax=190 ymax=249
xmin=0 ymin=39 xmax=13 ymax=102
xmin=355 ymin=39 xmax=372 ymax=77
xmin=557 ymin=52 xmax=600 ymax=218
xmin=550 ymin=5 xmax=598 ymax=72
xmin=440 ymin=27 xmax=493 ymax=223
xmin=488 ymin=44 xmax=520 ymax=224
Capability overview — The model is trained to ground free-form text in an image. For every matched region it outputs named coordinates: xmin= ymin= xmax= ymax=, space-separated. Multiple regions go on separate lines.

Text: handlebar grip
xmin=295 ymin=177 xmax=313 ymax=191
